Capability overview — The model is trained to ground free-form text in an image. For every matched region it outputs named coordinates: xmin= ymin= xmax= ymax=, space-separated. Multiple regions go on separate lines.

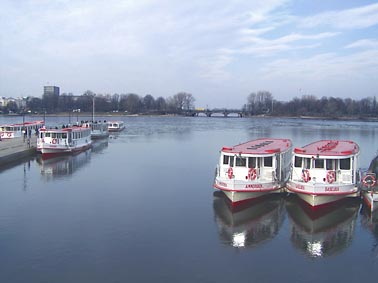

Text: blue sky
xmin=1 ymin=0 xmax=377 ymax=108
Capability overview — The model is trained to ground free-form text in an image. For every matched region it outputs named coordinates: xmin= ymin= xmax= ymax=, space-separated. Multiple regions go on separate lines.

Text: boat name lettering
xmin=245 ymin=184 xmax=263 ymax=189
xmin=295 ymin=184 xmax=305 ymax=190
xmin=325 ymin=187 xmax=339 ymax=191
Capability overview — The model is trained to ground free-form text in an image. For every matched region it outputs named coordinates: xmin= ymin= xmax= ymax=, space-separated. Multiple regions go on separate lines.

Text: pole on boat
xmin=92 ymin=95 xmax=95 ymax=122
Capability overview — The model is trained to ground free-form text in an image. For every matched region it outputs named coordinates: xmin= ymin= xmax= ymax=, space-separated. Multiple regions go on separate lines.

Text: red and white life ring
xmin=227 ymin=167 xmax=233 ymax=179
xmin=326 ymin=170 xmax=336 ymax=184
xmin=362 ymin=174 xmax=376 ymax=187
xmin=247 ymin=168 xmax=257 ymax=180
xmin=302 ymin=169 xmax=310 ymax=182
xmin=52 ymin=138 xmax=57 ymax=144
xmin=7 ymin=133 xmax=12 ymax=138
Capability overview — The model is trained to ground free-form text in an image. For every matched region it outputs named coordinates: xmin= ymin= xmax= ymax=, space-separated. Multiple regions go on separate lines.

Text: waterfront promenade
xmin=0 ymin=136 xmax=37 ymax=166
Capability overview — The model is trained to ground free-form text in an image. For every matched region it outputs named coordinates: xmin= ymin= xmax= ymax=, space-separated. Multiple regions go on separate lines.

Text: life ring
xmin=326 ymin=170 xmax=336 ymax=184
xmin=52 ymin=138 xmax=58 ymax=144
xmin=7 ymin=133 xmax=12 ymax=138
xmin=302 ymin=169 xmax=310 ymax=182
xmin=248 ymin=168 xmax=257 ymax=180
xmin=362 ymin=174 xmax=376 ymax=187
xmin=227 ymin=167 xmax=233 ymax=179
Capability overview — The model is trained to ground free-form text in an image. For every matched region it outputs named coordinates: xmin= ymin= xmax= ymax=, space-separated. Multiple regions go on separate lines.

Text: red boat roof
xmin=39 ymin=125 xmax=89 ymax=132
xmin=221 ymin=138 xmax=292 ymax=155
xmin=293 ymin=140 xmax=359 ymax=156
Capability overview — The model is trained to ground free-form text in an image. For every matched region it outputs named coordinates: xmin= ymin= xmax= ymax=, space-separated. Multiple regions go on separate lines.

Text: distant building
xmin=44 ymin=86 xmax=60 ymax=97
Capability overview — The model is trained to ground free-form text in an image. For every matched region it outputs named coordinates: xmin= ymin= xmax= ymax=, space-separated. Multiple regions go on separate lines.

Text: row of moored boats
xmin=214 ymin=138 xmax=378 ymax=212
xmin=0 ymin=120 xmax=125 ymax=159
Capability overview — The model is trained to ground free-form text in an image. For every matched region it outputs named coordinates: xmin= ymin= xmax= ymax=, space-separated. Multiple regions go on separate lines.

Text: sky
xmin=0 ymin=0 xmax=378 ymax=109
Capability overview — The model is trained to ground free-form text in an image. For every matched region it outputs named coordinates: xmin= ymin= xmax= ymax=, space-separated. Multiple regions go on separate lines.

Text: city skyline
xmin=1 ymin=0 xmax=377 ymax=108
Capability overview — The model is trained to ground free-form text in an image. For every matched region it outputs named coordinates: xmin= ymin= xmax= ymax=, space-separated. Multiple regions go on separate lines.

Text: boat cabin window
xmin=314 ymin=158 xmax=324 ymax=168
xmin=326 ymin=159 xmax=336 ymax=170
xmin=339 ymin=158 xmax=351 ymax=170
xmin=248 ymin=157 xmax=257 ymax=168
xmin=294 ymin=156 xmax=302 ymax=168
xmin=235 ymin=156 xmax=246 ymax=167
xmin=223 ymin=155 xmax=229 ymax=165
xmin=264 ymin=156 xmax=272 ymax=167
xmin=45 ymin=133 xmax=51 ymax=137
xmin=304 ymin=158 xmax=311 ymax=169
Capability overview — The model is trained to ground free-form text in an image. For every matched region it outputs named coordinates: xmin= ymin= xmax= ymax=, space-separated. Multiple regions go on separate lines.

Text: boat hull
xmin=214 ymin=178 xmax=283 ymax=204
xmin=286 ymin=181 xmax=359 ymax=207
xmin=362 ymin=191 xmax=378 ymax=212
xmin=38 ymin=143 xmax=92 ymax=159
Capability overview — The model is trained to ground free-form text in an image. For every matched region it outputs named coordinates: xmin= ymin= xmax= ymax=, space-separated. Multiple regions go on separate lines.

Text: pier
xmin=0 ymin=136 xmax=38 ymax=166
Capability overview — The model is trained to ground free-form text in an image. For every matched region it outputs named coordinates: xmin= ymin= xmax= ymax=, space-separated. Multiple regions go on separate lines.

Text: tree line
xmin=245 ymin=91 xmax=378 ymax=118
xmin=1 ymin=91 xmax=196 ymax=115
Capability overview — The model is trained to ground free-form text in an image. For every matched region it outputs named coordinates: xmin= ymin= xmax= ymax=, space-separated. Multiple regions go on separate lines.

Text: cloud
xmin=345 ymin=39 xmax=378 ymax=49
xmin=300 ymin=3 xmax=378 ymax=29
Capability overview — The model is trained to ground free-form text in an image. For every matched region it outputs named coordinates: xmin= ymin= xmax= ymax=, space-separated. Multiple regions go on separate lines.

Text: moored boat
xmin=360 ymin=156 xmax=378 ymax=212
xmin=0 ymin=120 xmax=44 ymax=139
xmin=82 ymin=121 xmax=109 ymax=139
xmin=36 ymin=125 xmax=92 ymax=158
xmin=214 ymin=138 xmax=293 ymax=205
xmin=286 ymin=140 xmax=360 ymax=208
xmin=107 ymin=121 xmax=125 ymax=132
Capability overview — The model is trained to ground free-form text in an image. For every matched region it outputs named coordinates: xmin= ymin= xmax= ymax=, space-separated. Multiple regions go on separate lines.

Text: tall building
xmin=43 ymin=86 xmax=60 ymax=97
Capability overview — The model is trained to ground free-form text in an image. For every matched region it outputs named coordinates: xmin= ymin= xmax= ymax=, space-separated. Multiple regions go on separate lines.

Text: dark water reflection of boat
xmin=360 ymin=206 xmax=378 ymax=259
xmin=213 ymin=191 xmax=285 ymax=248
xmin=37 ymin=140 xmax=108 ymax=180
xmin=286 ymin=195 xmax=360 ymax=258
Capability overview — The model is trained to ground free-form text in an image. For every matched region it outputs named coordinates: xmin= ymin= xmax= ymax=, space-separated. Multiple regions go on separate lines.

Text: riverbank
xmin=0 ymin=136 xmax=37 ymax=167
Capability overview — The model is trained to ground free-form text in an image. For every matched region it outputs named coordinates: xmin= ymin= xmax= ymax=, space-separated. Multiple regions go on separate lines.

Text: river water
xmin=0 ymin=115 xmax=377 ymax=283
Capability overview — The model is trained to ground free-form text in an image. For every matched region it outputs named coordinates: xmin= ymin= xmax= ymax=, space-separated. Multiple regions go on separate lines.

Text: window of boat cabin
xmin=45 ymin=132 xmax=51 ymax=137
xmin=339 ymin=158 xmax=351 ymax=170
xmin=264 ymin=156 xmax=272 ymax=167
xmin=223 ymin=155 xmax=229 ymax=165
xmin=235 ymin=156 xmax=246 ymax=167
xmin=326 ymin=159 xmax=336 ymax=170
xmin=304 ymin=158 xmax=311 ymax=169
xmin=223 ymin=155 xmax=234 ymax=167
xmin=294 ymin=156 xmax=302 ymax=167
xmin=314 ymin=158 xmax=324 ymax=168
xmin=248 ymin=157 xmax=257 ymax=168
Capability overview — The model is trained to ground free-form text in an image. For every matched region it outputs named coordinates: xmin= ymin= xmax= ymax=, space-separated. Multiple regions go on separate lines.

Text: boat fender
xmin=326 ymin=170 xmax=336 ymax=184
xmin=302 ymin=169 xmax=310 ymax=182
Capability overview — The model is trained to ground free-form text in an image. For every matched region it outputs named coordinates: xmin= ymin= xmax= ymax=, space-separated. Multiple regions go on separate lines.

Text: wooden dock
xmin=0 ymin=136 xmax=38 ymax=166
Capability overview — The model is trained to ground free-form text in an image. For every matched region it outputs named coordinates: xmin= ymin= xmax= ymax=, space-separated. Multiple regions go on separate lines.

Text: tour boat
xmin=37 ymin=125 xmax=92 ymax=158
xmin=360 ymin=156 xmax=378 ymax=212
xmin=107 ymin=121 xmax=125 ymax=132
xmin=286 ymin=140 xmax=360 ymax=208
xmin=0 ymin=120 xmax=44 ymax=139
xmin=82 ymin=121 xmax=109 ymax=139
xmin=214 ymin=138 xmax=293 ymax=204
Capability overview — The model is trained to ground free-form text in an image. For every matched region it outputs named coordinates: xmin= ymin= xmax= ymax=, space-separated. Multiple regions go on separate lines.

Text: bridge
xmin=185 ymin=108 xmax=245 ymax=117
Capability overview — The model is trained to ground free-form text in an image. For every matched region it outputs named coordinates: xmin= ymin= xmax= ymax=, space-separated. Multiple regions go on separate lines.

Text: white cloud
xmin=345 ymin=39 xmax=378 ymax=49
xmin=300 ymin=3 xmax=378 ymax=29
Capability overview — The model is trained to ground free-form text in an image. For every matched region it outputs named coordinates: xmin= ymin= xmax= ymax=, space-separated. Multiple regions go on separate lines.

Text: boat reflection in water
xmin=360 ymin=205 xmax=378 ymax=259
xmin=37 ymin=140 xmax=108 ymax=180
xmin=286 ymin=195 xmax=360 ymax=258
xmin=213 ymin=191 xmax=285 ymax=248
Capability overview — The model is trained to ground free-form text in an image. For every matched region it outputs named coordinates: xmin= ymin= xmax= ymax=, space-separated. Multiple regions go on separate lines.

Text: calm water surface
xmin=0 ymin=115 xmax=378 ymax=282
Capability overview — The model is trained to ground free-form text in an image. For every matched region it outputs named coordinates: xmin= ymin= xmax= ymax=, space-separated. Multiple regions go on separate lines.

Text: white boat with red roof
xmin=37 ymin=125 xmax=92 ymax=158
xmin=286 ymin=140 xmax=360 ymax=208
xmin=214 ymin=138 xmax=293 ymax=205
xmin=0 ymin=120 xmax=44 ymax=139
